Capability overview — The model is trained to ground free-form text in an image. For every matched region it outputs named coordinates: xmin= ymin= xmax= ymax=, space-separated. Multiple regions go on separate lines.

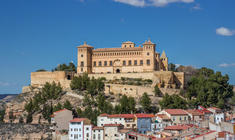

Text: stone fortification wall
xmin=104 ymin=84 xmax=154 ymax=97
xmin=31 ymin=71 xmax=71 ymax=88
xmin=88 ymin=72 xmax=154 ymax=80
xmin=30 ymin=71 xmax=185 ymax=96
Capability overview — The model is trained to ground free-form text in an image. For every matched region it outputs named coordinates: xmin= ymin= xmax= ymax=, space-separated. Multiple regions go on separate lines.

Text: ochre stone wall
xmin=31 ymin=71 xmax=71 ymax=88
xmin=31 ymin=71 xmax=184 ymax=90
xmin=104 ymin=84 xmax=154 ymax=97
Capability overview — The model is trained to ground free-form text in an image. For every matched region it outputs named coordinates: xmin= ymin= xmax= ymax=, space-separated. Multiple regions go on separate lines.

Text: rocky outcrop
xmin=0 ymin=123 xmax=52 ymax=140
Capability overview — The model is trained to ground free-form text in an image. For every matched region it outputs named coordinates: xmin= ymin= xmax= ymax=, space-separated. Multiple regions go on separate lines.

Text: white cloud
xmin=192 ymin=3 xmax=201 ymax=10
xmin=0 ymin=82 xmax=10 ymax=87
xmin=218 ymin=63 xmax=235 ymax=67
xmin=114 ymin=0 xmax=145 ymax=7
xmin=216 ymin=27 xmax=235 ymax=36
xmin=114 ymin=0 xmax=194 ymax=7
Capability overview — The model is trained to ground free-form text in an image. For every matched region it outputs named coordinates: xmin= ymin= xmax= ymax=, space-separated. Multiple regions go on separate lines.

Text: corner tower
xmin=77 ymin=42 xmax=93 ymax=74
xmin=142 ymin=39 xmax=156 ymax=72
xmin=160 ymin=50 xmax=168 ymax=71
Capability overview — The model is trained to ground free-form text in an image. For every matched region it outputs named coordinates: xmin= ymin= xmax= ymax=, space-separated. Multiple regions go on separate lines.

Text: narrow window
xmin=81 ymin=61 xmax=84 ymax=67
xmin=147 ymin=59 xmax=150 ymax=65
xmin=99 ymin=61 xmax=102 ymax=66
xmin=104 ymin=61 xmax=107 ymax=66
xmin=81 ymin=68 xmax=83 ymax=72
xmin=134 ymin=60 xmax=137 ymax=66
xmin=128 ymin=60 xmax=132 ymax=66
xmin=147 ymin=52 xmax=150 ymax=56
xmin=110 ymin=61 xmax=113 ymax=66
xmin=123 ymin=61 xmax=126 ymax=66
xmin=93 ymin=61 xmax=96 ymax=67
xmin=140 ymin=60 xmax=143 ymax=65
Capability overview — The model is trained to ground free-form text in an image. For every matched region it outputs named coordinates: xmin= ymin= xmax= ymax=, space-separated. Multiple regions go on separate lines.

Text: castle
xmin=77 ymin=40 xmax=168 ymax=74
xmin=30 ymin=40 xmax=185 ymax=95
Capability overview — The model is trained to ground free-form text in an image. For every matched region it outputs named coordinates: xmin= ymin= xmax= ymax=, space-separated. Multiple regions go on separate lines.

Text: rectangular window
xmin=81 ymin=68 xmax=83 ymax=72
xmin=134 ymin=60 xmax=137 ymax=66
xmin=110 ymin=61 xmax=113 ymax=66
xmin=140 ymin=60 xmax=143 ymax=65
xmin=81 ymin=61 xmax=84 ymax=67
xmin=99 ymin=61 xmax=102 ymax=66
xmin=87 ymin=133 xmax=89 ymax=137
xmin=128 ymin=60 xmax=132 ymax=66
xmin=123 ymin=61 xmax=126 ymax=66
xmin=147 ymin=59 xmax=150 ymax=65
xmin=74 ymin=134 xmax=78 ymax=139
xmin=104 ymin=61 xmax=107 ymax=66
xmin=93 ymin=134 xmax=96 ymax=139
xmin=93 ymin=61 xmax=96 ymax=67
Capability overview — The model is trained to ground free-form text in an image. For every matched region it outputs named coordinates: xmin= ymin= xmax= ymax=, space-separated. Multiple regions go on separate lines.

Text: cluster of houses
xmin=51 ymin=106 xmax=235 ymax=140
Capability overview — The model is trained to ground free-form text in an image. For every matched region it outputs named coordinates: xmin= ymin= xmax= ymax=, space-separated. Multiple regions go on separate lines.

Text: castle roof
xmin=123 ymin=41 xmax=134 ymax=44
xmin=143 ymin=39 xmax=154 ymax=45
xmin=77 ymin=42 xmax=93 ymax=48
xmin=160 ymin=50 xmax=167 ymax=58
xmin=93 ymin=47 xmax=143 ymax=52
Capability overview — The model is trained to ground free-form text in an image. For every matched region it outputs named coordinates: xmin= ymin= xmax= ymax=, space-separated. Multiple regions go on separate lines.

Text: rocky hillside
xmin=0 ymin=123 xmax=52 ymax=139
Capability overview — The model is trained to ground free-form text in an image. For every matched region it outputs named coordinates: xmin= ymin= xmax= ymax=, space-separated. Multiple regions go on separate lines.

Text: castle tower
xmin=142 ymin=39 xmax=156 ymax=72
xmin=77 ymin=42 xmax=93 ymax=74
xmin=160 ymin=50 xmax=168 ymax=71
xmin=121 ymin=41 xmax=135 ymax=48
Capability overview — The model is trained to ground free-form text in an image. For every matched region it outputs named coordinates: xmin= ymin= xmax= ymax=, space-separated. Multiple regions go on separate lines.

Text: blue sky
xmin=0 ymin=0 xmax=235 ymax=94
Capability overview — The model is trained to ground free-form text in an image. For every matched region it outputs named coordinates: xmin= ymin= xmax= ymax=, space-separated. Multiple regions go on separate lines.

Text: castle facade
xmin=77 ymin=40 xmax=168 ymax=74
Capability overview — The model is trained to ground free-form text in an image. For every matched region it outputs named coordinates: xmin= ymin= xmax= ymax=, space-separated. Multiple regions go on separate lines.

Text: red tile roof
xmin=50 ymin=109 xmax=68 ymax=117
xmin=99 ymin=113 xmax=135 ymax=118
xmin=186 ymin=109 xmax=204 ymax=116
xmin=165 ymin=109 xmax=188 ymax=115
xmin=99 ymin=113 xmax=109 ymax=117
xmin=103 ymin=124 xmax=123 ymax=127
xmin=164 ymin=125 xmax=191 ymax=130
xmin=135 ymin=113 xmax=155 ymax=118
xmin=70 ymin=118 xmax=87 ymax=123
xmin=191 ymin=131 xmax=216 ymax=139
xmin=156 ymin=114 xmax=171 ymax=120
xmin=108 ymin=114 xmax=135 ymax=118
xmin=93 ymin=126 xmax=104 ymax=130
xmin=54 ymin=109 xmax=67 ymax=114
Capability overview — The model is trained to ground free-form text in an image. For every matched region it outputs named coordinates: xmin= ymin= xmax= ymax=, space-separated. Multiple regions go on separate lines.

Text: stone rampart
xmin=31 ymin=71 xmax=71 ymax=88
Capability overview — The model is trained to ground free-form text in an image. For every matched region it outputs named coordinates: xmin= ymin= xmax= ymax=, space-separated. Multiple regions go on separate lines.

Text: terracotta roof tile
xmin=186 ymin=109 xmax=204 ymax=116
xmin=135 ymin=113 xmax=155 ymax=118
xmin=164 ymin=125 xmax=191 ymax=130
xmin=93 ymin=126 xmax=104 ymax=130
xmin=93 ymin=47 xmax=143 ymax=52
xmin=165 ymin=109 xmax=188 ymax=115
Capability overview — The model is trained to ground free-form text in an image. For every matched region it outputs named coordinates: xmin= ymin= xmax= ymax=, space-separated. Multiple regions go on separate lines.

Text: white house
xmin=207 ymin=107 xmax=224 ymax=124
xmin=92 ymin=126 xmax=104 ymax=140
xmin=97 ymin=113 xmax=136 ymax=129
xmin=69 ymin=118 xmax=92 ymax=140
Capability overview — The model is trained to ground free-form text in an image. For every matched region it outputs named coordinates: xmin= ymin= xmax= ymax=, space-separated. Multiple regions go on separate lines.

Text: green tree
xmin=53 ymin=103 xmax=63 ymax=112
xmin=70 ymin=76 xmax=82 ymax=90
xmin=26 ymin=113 xmax=33 ymax=123
xmin=186 ymin=68 xmax=233 ymax=109
xmin=159 ymin=93 xmax=187 ymax=109
xmin=154 ymin=85 xmax=162 ymax=97
xmin=140 ymin=93 xmax=152 ymax=113
xmin=63 ymin=100 xmax=73 ymax=110
xmin=0 ymin=110 xmax=5 ymax=122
